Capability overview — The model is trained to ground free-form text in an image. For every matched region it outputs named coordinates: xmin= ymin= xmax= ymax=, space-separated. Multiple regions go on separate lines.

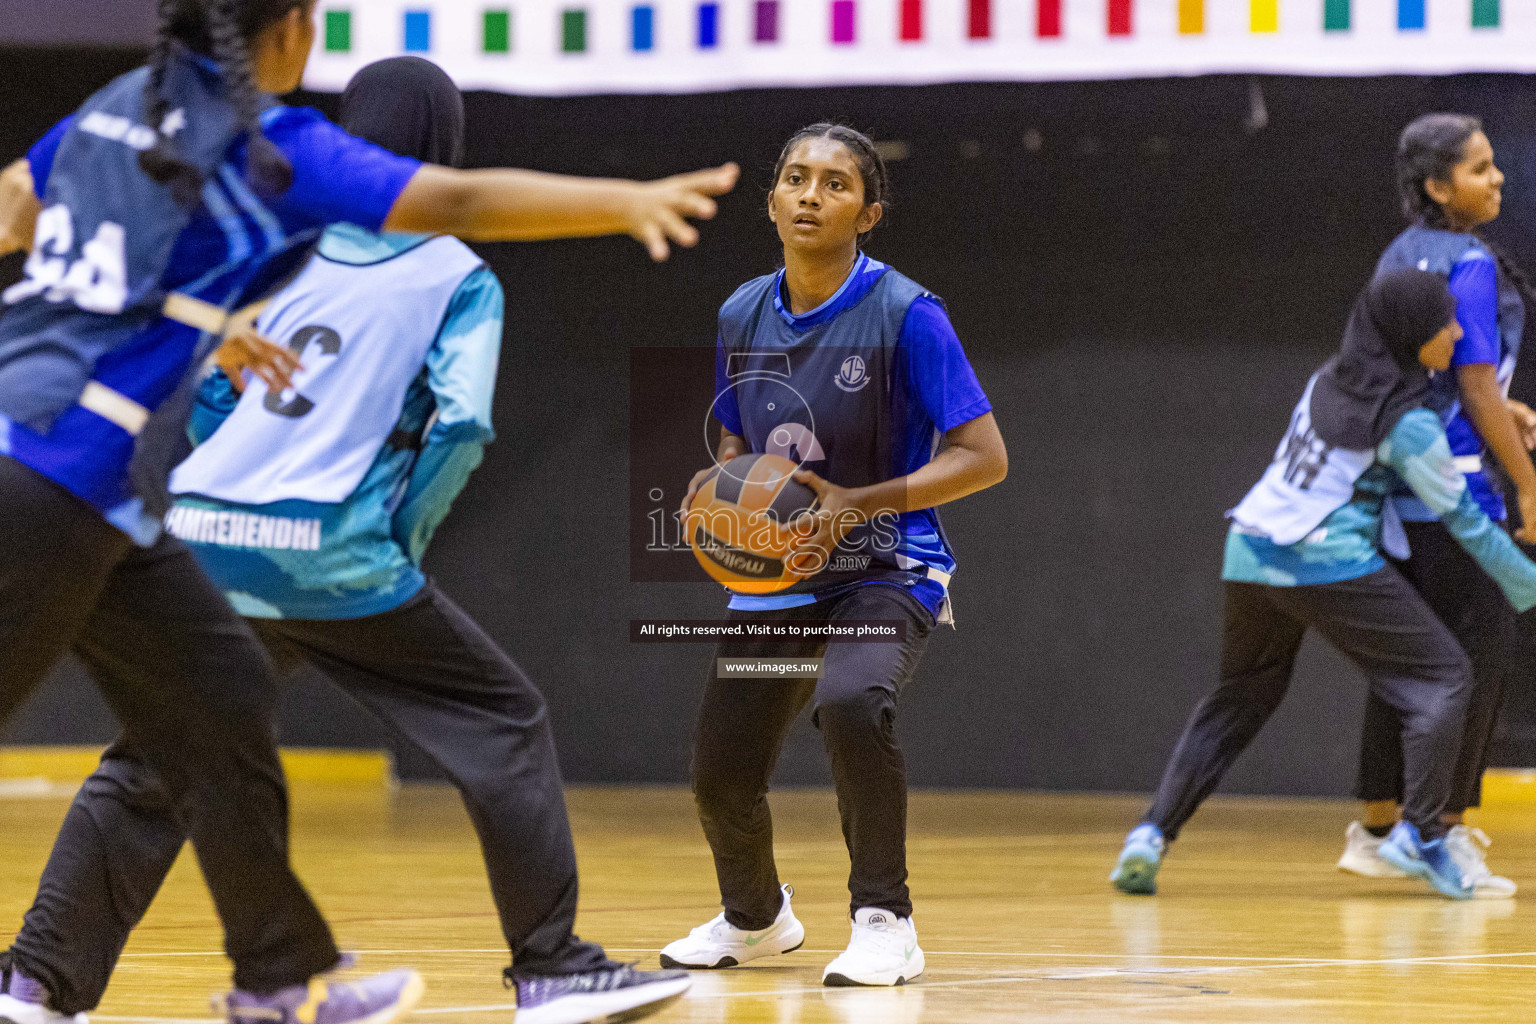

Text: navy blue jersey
xmin=1375 ymin=224 xmax=1525 ymax=521
xmin=713 ymin=253 xmax=991 ymax=620
xmin=7 ymin=102 xmax=419 ymax=538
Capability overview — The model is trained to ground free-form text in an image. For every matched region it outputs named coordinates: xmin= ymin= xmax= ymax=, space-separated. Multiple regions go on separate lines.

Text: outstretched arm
xmin=385 ymin=163 xmax=740 ymax=262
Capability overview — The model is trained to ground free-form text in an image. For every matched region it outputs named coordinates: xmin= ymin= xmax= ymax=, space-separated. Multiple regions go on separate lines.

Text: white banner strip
xmin=301 ymin=0 xmax=1536 ymax=95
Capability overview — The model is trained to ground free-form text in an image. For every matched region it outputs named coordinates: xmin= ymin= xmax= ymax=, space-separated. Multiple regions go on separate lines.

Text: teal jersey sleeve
xmin=187 ymin=369 xmax=240 ymax=446
xmin=391 ymin=266 xmax=505 ymax=564
xmin=1381 ymin=409 xmax=1536 ymax=611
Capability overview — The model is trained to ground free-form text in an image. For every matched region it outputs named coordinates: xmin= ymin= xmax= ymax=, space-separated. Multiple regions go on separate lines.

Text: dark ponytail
xmin=139 ymin=0 xmax=301 ymax=204
xmin=139 ymin=0 xmax=203 ymax=204
xmin=1396 ymin=112 xmax=1536 ymax=305
xmin=771 ymin=123 xmax=889 ymax=244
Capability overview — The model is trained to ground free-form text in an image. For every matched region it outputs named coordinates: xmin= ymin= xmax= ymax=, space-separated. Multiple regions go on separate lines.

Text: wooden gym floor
xmin=5 ymin=784 xmax=1536 ymax=1023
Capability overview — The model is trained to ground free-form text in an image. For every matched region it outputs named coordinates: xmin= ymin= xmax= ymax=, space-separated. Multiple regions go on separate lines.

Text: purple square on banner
xmin=831 ymin=0 xmax=855 ymax=42
xmin=754 ymin=0 xmax=779 ymax=41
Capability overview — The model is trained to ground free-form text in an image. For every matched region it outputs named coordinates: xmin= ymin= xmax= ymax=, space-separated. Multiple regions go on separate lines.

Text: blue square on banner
xmin=1397 ymin=0 xmax=1425 ymax=28
xmin=698 ymin=3 xmax=719 ymax=47
xmin=404 ymin=10 xmax=431 ymax=50
xmin=633 ymin=5 xmax=655 ymax=50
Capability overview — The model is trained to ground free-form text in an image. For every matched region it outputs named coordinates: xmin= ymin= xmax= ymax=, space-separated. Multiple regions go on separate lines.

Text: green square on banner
xmin=485 ymin=9 xmax=511 ymax=51
xmin=562 ymin=9 xmax=587 ymax=51
xmin=1472 ymin=0 xmax=1498 ymax=27
xmin=1322 ymin=0 xmax=1348 ymax=30
xmin=325 ymin=8 xmax=351 ymax=51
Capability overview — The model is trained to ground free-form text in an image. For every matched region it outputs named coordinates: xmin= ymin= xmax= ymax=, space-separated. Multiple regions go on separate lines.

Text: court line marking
xmin=112 ymin=946 xmax=1536 ymax=964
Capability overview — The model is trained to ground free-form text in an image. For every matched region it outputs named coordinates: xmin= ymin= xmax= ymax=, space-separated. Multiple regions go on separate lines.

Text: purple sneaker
xmin=0 ymin=964 xmax=87 ymax=1024
xmin=511 ymin=965 xmax=690 ymax=1024
xmin=223 ymin=969 xmax=424 ymax=1024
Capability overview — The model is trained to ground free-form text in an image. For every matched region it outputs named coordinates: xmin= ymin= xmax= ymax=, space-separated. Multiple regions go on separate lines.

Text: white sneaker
xmin=1446 ymin=825 xmax=1517 ymax=900
xmin=0 ymin=994 xmax=87 ymax=1024
xmin=658 ymin=884 xmax=805 ymax=969
xmin=1337 ymin=821 xmax=1409 ymax=879
xmin=822 ymin=908 xmax=924 ymax=987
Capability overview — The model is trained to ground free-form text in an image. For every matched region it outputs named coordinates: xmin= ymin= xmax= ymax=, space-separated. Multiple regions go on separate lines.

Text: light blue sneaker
xmin=1110 ymin=823 xmax=1166 ymax=895
xmin=1377 ymin=821 xmax=1473 ymax=900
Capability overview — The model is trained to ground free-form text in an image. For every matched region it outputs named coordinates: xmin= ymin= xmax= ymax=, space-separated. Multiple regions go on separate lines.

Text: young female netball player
xmin=0 ymin=58 xmax=691 ymax=1024
xmin=0 ymin=3 xmax=733 ymax=1023
xmin=659 ymin=124 xmax=1007 ymax=986
xmin=1109 ymin=269 xmax=1536 ymax=901
xmin=1337 ymin=114 xmax=1536 ymax=898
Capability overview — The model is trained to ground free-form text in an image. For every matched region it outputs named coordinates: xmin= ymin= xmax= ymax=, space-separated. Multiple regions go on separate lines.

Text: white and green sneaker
xmin=659 ymin=884 xmax=805 ymax=969
xmin=822 ymin=908 xmax=924 ymax=987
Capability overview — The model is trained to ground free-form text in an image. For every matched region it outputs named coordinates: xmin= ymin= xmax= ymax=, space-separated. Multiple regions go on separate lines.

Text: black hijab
xmin=1309 ymin=268 xmax=1458 ymax=449
xmin=340 ymin=57 xmax=465 ymax=167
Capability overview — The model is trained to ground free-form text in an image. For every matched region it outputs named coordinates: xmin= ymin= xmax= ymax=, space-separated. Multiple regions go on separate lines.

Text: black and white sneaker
xmin=509 ymin=965 xmax=691 ymax=1024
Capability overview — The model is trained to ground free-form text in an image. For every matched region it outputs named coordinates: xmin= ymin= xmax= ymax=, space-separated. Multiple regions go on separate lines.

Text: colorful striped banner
xmin=304 ymin=1 xmax=1536 ymax=97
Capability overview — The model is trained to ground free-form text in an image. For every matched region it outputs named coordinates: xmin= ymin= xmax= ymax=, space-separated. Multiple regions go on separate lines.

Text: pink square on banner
xmin=831 ymin=0 xmax=856 ymax=42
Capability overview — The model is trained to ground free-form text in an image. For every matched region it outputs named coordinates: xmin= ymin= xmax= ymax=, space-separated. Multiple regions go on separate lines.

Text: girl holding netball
xmin=1338 ymin=114 xmax=1536 ymax=897
xmin=0 ymin=2 xmax=732 ymax=1022
xmin=1110 ymin=268 xmax=1536 ymax=900
xmin=663 ymin=124 xmax=1007 ymax=986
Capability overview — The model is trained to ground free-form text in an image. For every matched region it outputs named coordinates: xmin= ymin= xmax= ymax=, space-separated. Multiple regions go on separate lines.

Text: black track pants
xmin=1144 ymin=571 xmax=1471 ymax=842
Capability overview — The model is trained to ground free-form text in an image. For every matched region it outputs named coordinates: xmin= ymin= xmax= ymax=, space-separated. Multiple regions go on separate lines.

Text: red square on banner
xmin=1108 ymin=0 xmax=1132 ymax=34
xmin=968 ymin=0 xmax=991 ymax=37
xmin=900 ymin=0 xmax=922 ymax=39
xmin=1038 ymin=0 xmax=1061 ymax=35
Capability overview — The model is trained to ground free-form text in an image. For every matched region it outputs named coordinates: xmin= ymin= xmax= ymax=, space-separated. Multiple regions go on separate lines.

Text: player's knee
xmin=691 ymin=756 xmax=758 ymax=815
xmin=813 ymin=685 xmax=891 ymax=739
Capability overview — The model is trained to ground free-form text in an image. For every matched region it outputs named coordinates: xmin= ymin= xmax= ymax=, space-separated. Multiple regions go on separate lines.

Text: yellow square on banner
xmin=1250 ymin=0 xmax=1278 ymax=31
xmin=1178 ymin=0 xmax=1204 ymax=33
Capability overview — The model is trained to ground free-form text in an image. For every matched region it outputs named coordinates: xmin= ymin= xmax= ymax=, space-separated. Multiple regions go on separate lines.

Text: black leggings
xmin=691 ymin=585 xmax=933 ymax=931
xmin=1355 ymin=520 xmax=1517 ymax=813
xmin=0 ymin=456 xmax=338 ymax=1003
xmin=9 ymin=581 xmax=610 ymax=1013
xmin=1144 ymin=571 xmax=1471 ymax=841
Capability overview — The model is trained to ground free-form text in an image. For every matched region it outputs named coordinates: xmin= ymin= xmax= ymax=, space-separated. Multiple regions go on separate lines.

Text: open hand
xmin=628 ymin=163 xmax=739 ymax=262
xmin=215 ymin=319 xmax=302 ymax=395
xmin=1508 ymin=400 xmax=1536 ymax=451
xmin=785 ymin=469 xmax=870 ymax=579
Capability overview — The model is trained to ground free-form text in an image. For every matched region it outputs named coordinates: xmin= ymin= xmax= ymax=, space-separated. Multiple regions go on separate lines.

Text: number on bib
xmin=2 ymin=204 xmax=129 ymax=314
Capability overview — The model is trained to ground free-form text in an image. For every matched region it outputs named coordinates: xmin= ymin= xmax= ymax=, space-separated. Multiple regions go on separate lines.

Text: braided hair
xmin=139 ymin=0 xmax=304 ymax=204
xmin=1396 ymin=112 xmax=1536 ymax=303
xmin=771 ymin=123 xmax=889 ymax=244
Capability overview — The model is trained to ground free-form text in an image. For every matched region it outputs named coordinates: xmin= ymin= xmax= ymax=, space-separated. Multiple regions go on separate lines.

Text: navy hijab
xmin=340 ymin=57 xmax=465 ymax=167
xmin=1310 ymin=268 xmax=1458 ymax=450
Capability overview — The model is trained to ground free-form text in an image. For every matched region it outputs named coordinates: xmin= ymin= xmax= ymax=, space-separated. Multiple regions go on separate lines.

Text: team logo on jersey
xmin=835 ymin=355 xmax=869 ymax=392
